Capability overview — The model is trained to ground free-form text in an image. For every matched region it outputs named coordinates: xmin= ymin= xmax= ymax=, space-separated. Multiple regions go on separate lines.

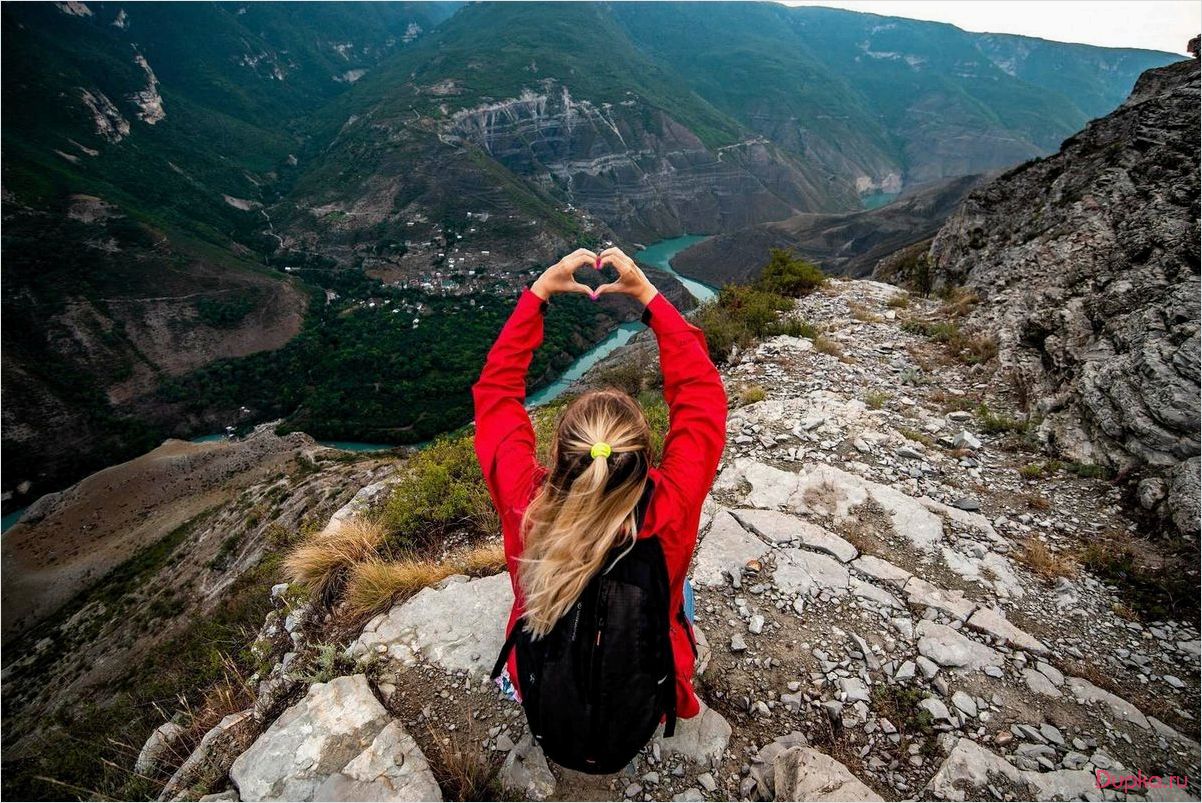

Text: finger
xmin=598 ymin=252 xmax=635 ymax=276
xmin=592 ymin=281 xmax=623 ymax=297
xmin=560 ymin=249 xmax=598 ymax=272
xmin=565 ymin=281 xmax=593 ymax=297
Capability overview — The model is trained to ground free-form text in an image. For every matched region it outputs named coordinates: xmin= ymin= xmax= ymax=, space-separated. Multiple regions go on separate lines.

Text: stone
xmin=730 ymin=634 xmax=747 ymax=653
xmin=346 ymin=573 xmax=512 ymax=676
xmin=773 ymin=548 xmax=849 ymax=596
xmin=749 ymin=614 xmax=765 ymax=635
xmin=839 ymin=677 xmax=870 ymax=703
xmin=499 ymin=734 xmax=555 ymax=802
xmin=159 ymin=711 xmax=257 ymax=802
xmin=697 ymin=772 xmax=717 ymax=792
xmin=231 ymin=675 xmax=440 ymax=802
xmin=772 ymin=747 xmax=884 ymax=802
xmin=313 ymin=721 xmax=442 ymax=802
xmin=950 ymin=496 xmax=980 ymax=512
xmin=1039 ymin=724 xmax=1064 ymax=746
xmin=1035 ymin=660 xmax=1064 ymax=687
xmin=197 ymin=792 xmax=238 ymax=802
xmin=1065 ymin=677 xmax=1150 ymax=729
xmin=953 ymin=431 xmax=982 ymax=450
xmin=951 ymin=691 xmax=978 ymax=718
xmin=904 ymin=577 xmax=975 ymax=621
xmin=851 ymin=555 xmax=912 ymax=587
xmin=926 ymin=737 xmax=1097 ymax=802
xmin=1023 ymin=668 xmax=1062 ymax=698
xmin=850 ymin=578 xmax=904 ymax=610
xmin=918 ymin=697 xmax=952 ymax=723
xmin=916 ymin=656 xmax=940 ymax=679
xmin=656 ymin=703 xmax=731 ymax=767
xmin=894 ymin=660 xmax=916 ymax=682
xmin=966 ymin=607 xmax=1047 ymax=653
xmin=692 ymin=511 xmax=770 ymax=588
xmin=135 ymin=721 xmax=187 ymax=775
xmin=672 ymin=791 xmax=705 ymax=802
xmin=731 ymin=509 xmax=858 ymax=562
xmin=916 ymin=621 xmax=1002 ymax=671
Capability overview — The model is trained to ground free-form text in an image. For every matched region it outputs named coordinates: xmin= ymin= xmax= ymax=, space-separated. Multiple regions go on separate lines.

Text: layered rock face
xmin=904 ymin=59 xmax=1201 ymax=532
xmin=444 ymin=82 xmax=836 ymax=242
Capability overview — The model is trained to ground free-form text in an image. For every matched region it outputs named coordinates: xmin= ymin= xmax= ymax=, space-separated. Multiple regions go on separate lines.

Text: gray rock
xmin=749 ymin=614 xmax=765 ymax=635
xmin=159 ymin=711 xmax=257 ymax=802
xmin=499 ymin=734 xmax=555 ymax=801
xmin=953 ymin=431 xmax=982 ymax=450
xmin=772 ymin=747 xmax=883 ymax=802
xmin=1035 ymin=660 xmax=1064 ymax=687
xmin=926 ymin=737 xmax=1097 ymax=801
xmin=135 ymin=721 xmax=187 ymax=776
xmin=916 ymin=655 xmax=940 ymax=679
xmin=731 ymin=509 xmax=858 ymax=562
xmin=313 ymin=721 xmax=442 ymax=802
xmin=966 ymin=607 xmax=1047 ymax=653
xmin=1022 ymin=668 xmax=1062 ymax=698
xmin=894 ymin=660 xmax=916 ymax=682
xmin=656 ymin=703 xmax=731 ymax=767
xmin=1039 ymin=723 xmax=1065 ymax=746
xmin=198 ymin=792 xmax=239 ymax=802
xmin=693 ymin=511 xmax=770 ymax=588
xmin=904 ymin=577 xmax=975 ymax=621
xmin=773 ymin=548 xmax=849 ymax=596
xmin=1065 ymin=676 xmax=1150 ymax=729
xmin=918 ymin=697 xmax=952 ymax=723
xmin=839 ymin=677 xmax=870 ymax=703
xmin=850 ymin=555 xmax=912 ymax=587
xmin=916 ymin=621 xmax=1002 ymax=671
xmin=347 ymin=573 xmax=512 ymax=676
xmin=230 ymin=675 xmax=440 ymax=802
xmin=850 ymin=578 xmax=904 ymax=610
xmin=672 ymin=790 xmax=705 ymax=802
xmin=731 ymin=634 xmax=748 ymax=653
xmin=951 ymin=691 xmax=978 ymax=718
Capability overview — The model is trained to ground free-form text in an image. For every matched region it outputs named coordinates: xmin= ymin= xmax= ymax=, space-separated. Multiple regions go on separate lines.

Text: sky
xmin=782 ymin=1 xmax=1200 ymax=54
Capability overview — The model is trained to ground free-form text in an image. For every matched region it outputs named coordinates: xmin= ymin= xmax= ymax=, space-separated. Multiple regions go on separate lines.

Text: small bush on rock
xmin=757 ymin=249 xmax=827 ymax=297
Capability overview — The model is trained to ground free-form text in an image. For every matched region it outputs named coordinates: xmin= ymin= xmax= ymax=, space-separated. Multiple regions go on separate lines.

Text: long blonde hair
xmin=518 ymin=389 xmax=652 ymax=638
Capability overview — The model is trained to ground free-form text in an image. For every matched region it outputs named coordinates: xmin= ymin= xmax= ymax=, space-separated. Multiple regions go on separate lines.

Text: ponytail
xmin=518 ymin=390 xmax=651 ymax=638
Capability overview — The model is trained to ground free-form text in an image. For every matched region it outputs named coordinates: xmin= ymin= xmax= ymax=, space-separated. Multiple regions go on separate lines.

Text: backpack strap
xmin=490 ymin=624 xmax=522 ymax=681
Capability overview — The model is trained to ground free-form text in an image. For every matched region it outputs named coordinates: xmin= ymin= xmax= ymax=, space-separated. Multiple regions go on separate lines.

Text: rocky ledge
xmin=148 ymin=280 xmax=1199 ymax=802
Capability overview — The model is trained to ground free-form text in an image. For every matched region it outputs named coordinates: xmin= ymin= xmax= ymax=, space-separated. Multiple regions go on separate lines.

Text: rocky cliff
xmin=879 ymin=58 xmax=1200 ymax=535
xmin=672 ymin=176 xmax=986 ymax=284
xmin=73 ymin=279 xmax=1196 ymax=803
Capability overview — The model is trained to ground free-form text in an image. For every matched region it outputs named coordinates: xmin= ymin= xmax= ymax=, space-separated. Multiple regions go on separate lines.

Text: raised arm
xmin=595 ymin=248 xmax=727 ymax=509
xmin=473 ymin=250 xmax=597 ymax=541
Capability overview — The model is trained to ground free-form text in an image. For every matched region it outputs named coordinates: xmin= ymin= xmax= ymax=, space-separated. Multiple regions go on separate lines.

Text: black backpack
xmin=491 ymin=487 xmax=695 ymax=774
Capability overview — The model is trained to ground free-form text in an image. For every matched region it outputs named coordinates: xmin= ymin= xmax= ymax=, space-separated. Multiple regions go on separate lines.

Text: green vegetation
xmin=757 ymin=249 xmax=827 ymax=297
xmin=739 ymin=385 xmax=766 ymax=406
xmin=975 ymin=403 xmax=1030 ymax=435
xmin=865 ymin=391 xmax=890 ymax=410
xmin=693 ymin=250 xmax=825 ymax=363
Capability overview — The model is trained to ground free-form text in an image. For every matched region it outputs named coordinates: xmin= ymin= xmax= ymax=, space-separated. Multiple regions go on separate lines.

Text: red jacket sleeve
xmin=472 ymin=288 xmax=547 ymax=565
xmin=645 ymin=293 xmax=727 ymax=531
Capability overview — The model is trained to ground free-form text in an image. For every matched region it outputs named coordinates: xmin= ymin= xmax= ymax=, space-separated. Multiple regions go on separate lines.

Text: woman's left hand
xmin=531 ymin=249 xmax=598 ymax=300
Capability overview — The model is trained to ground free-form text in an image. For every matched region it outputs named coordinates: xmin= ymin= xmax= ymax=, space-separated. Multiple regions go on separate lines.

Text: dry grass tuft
xmin=886 ymin=294 xmax=910 ymax=309
xmin=813 ymin=334 xmax=847 ymax=360
xmin=341 ymin=539 xmax=507 ymax=621
xmin=284 ymin=518 xmax=387 ymax=606
xmin=739 ymin=384 xmax=766 ymax=405
xmin=938 ymin=287 xmax=980 ymax=318
xmin=425 ymin=715 xmax=503 ymax=801
xmin=1022 ymin=492 xmax=1052 ymax=511
xmin=1015 ymin=537 xmax=1078 ymax=581
xmin=848 ymin=301 xmax=883 ymax=323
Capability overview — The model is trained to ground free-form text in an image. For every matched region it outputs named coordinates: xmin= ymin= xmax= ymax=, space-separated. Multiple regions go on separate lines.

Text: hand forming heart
xmin=530 ymin=246 xmax=658 ymax=306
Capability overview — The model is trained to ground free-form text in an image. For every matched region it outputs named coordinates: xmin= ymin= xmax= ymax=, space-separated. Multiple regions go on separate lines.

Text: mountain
xmin=671 ymin=175 xmax=987 ymax=283
xmin=1 ymin=1 xmax=1183 ymax=512
xmin=876 ymin=57 xmax=1201 ymax=535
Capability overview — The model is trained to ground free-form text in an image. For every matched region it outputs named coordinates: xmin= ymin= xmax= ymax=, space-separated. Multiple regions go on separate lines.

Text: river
xmin=526 ymin=235 xmax=714 ymax=406
xmin=1 ymin=237 xmax=713 ymax=532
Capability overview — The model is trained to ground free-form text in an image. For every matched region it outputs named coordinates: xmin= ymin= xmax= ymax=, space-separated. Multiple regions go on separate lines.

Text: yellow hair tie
xmin=590 ymin=442 xmax=612 ymax=460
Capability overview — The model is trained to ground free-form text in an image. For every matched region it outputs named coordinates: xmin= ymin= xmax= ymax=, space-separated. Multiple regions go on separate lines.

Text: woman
xmin=472 ymin=246 xmax=726 ymax=729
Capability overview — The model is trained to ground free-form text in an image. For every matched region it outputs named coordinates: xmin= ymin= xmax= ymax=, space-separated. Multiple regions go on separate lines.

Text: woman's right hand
xmin=530 ymin=248 xmax=598 ymax=300
xmin=595 ymin=247 xmax=658 ymax=306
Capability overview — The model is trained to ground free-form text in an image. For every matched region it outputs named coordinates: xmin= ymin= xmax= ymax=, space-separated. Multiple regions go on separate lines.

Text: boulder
xmin=916 ymin=621 xmax=1002 ymax=672
xmin=158 ymin=711 xmax=257 ymax=802
xmin=926 ymin=737 xmax=1097 ymax=801
xmin=347 ymin=573 xmax=512 ymax=676
xmin=499 ymin=734 xmax=555 ymax=801
xmin=230 ymin=675 xmax=439 ymax=801
xmin=966 ymin=607 xmax=1047 ymax=653
xmin=656 ymin=702 xmax=731 ymax=767
xmin=135 ymin=721 xmax=187 ymax=775
xmin=772 ymin=747 xmax=884 ymax=801
xmin=692 ymin=511 xmax=769 ymax=587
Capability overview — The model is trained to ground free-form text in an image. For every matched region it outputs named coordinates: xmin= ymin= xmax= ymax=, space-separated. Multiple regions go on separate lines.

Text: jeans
xmin=683 ymin=577 xmax=695 ymax=623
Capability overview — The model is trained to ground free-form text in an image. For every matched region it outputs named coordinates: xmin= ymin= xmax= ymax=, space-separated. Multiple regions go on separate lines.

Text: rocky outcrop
xmin=230 ymin=674 xmax=440 ymax=802
xmin=672 ymin=175 xmax=985 ymax=284
xmin=887 ymin=59 xmax=1200 ymax=533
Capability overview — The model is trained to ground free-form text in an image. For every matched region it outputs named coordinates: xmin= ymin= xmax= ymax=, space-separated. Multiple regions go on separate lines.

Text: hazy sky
xmin=783 ymin=1 xmax=1200 ymax=54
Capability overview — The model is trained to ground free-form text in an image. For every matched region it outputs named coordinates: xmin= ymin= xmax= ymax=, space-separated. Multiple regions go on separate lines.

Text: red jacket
xmin=473 ymin=289 xmax=727 ymax=720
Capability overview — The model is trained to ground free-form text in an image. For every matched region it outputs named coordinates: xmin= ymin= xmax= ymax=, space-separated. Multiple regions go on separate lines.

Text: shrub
xmin=766 ymin=317 xmax=818 ymax=339
xmin=886 ymin=294 xmax=910 ymax=309
xmin=848 ymin=301 xmax=882 ymax=323
xmin=976 ymin=403 xmax=1028 ymax=434
xmin=756 ymin=249 xmax=826 ymax=297
xmin=813 ymin=335 xmax=844 ymax=359
xmin=694 ymin=284 xmax=794 ymax=363
xmin=865 ymin=391 xmax=890 ymax=410
xmin=739 ymin=385 xmax=766 ymax=405
xmin=898 ymin=428 xmax=934 ymax=448
xmin=380 ymin=434 xmax=497 ymax=546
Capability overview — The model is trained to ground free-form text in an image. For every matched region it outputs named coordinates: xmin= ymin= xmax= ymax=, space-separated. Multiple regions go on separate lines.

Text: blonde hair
xmin=518 ymin=389 xmax=651 ymax=638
